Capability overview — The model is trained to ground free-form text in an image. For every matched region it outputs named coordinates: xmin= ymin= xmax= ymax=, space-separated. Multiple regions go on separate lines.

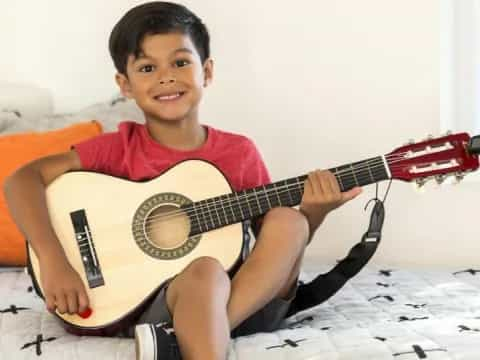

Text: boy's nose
xmin=159 ymin=77 xmax=176 ymax=85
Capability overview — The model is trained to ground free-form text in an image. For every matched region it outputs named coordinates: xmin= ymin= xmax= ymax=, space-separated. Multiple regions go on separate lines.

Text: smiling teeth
xmin=156 ymin=93 xmax=181 ymax=100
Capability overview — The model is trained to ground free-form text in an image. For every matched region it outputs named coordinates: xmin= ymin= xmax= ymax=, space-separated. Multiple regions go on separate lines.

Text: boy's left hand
xmin=300 ymin=169 xmax=362 ymax=236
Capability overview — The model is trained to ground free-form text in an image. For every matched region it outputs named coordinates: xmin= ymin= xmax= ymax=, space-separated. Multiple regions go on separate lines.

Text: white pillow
xmin=0 ymin=111 xmax=21 ymax=133
xmin=0 ymin=82 xmax=53 ymax=118
xmin=74 ymin=94 xmax=145 ymax=132
xmin=0 ymin=94 xmax=144 ymax=135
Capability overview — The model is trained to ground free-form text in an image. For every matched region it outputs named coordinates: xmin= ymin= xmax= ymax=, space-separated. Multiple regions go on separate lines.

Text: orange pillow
xmin=0 ymin=120 xmax=103 ymax=266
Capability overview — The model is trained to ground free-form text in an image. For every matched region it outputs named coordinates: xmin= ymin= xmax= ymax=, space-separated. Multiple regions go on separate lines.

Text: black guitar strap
xmin=286 ymin=181 xmax=391 ymax=317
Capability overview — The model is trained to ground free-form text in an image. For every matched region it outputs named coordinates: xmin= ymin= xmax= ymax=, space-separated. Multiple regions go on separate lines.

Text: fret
xmin=219 ymin=194 xmax=229 ymax=225
xmin=257 ymin=189 xmax=270 ymax=213
xmin=243 ymin=189 xmax=254 ymax=218
xmin=189 ymin=204 xmax=202 ymax=234
xmin=357 ymin=159 xmax=375 ymax=187
xmin=234 ymin=192 xmax=245 ymax=220
xmin=358 ymin=157 xmax=385 ymax=185
xmin=336 ymin=164 xmax=356 ymax=191
xmin=366 ymin=160 xmax=375 ymax=183
xmin=263 ymin=183 xmax=280 ymax=208
xmin=226 ymin=194 xmax=237 ymax=222
xmin=353 ymin=161 xmax=365 ymax=186
xmin=350 ymin=164 xmax=359 ymax=186
xmin=294 ymin=177 xmax=304 ymax=202
xmin=209 ymin=198 xmax=222 ymax=227
xmin=203 ymin=199 xmax=215 ymax=230
xmin=263 ymin=185 xmax=273 ymax=210
xmin=253 ymin=188 xmax=262 ymax=214
xmin=197 ymin=200 xmax=209 ymax=232
xmin=375 ymin=156 xmax=389 ymax=182
xmin=328 ymin=157 xmax=389 ymax=191
xmin=285 ymin=179 xmax=293 ymax=205
xmin=273 ymin=183 xmax=283 ymax=207
xmin=333 ymin=167 xmax=345 ymax=191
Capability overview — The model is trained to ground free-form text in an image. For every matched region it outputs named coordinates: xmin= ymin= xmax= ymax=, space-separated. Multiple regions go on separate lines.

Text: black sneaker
xmin=135 ymin=322 xmax=182 ymax=360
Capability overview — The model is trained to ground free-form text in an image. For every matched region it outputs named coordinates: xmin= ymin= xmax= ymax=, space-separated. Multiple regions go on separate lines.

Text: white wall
xmin=1 ymin=0 xmax=478 ymax=268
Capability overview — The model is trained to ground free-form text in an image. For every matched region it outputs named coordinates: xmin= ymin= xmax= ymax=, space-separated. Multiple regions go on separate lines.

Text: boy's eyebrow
xmin=133 ymin=47 xmax=194 ymax=63
xmin=173 ymin=47 xmax=193 ymax=55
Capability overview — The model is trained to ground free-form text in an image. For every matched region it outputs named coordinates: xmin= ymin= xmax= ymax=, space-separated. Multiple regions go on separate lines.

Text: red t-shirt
xmin=73 ymin=121 xmax=271 ymax=192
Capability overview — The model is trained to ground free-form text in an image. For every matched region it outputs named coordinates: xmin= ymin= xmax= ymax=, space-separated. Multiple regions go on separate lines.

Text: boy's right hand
xmin=39 ymin=256 xmax=90 ymax=316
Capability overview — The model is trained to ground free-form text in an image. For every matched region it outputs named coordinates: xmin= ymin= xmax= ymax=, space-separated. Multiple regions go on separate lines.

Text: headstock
xmin=386 ymin=132 xmax=480 ymax=187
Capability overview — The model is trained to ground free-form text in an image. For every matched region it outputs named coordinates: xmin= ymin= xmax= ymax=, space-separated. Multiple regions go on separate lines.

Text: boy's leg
xmin=161 ymin=207 xmax=308 ymax=359
xmin=165 ymin=256 xmax=231 ymax=360
xmin=227 ymin=207 xmax=309 ymax=330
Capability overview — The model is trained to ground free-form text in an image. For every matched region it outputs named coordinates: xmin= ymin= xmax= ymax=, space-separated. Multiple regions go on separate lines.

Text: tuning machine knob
xmin=413 ymin=178 xmax=427 ymax=193
xmin=455 ymin=172 xmax=465 ymax=182
xmin=435 ymin=174 xmax=446 ymax=184
xmin=416 ymin=178 xmax=427 ymax=187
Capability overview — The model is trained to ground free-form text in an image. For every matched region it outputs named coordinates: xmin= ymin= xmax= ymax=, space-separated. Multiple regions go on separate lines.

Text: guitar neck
xmin=187 ymin=155 xmax=390 ymax=235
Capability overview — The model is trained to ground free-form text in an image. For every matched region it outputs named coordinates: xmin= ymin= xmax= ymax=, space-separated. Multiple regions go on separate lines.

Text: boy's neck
xmin=145 ymin=117 xmax=207 ymax=151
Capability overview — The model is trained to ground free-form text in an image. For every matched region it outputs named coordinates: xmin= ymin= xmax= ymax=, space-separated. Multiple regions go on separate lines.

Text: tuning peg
xmin=454 ymin=172 xmax=465 ymax=183
xmin=413 ymin=179 xmax=427 ymax=193
xmin=445 ymin=130 xmax=453 ymax=136
xmin=416 ymin=178 xmax=427 ymax=187
xmin=435 ymin=174 xmax=446 ymax=184
xmin=425 ymin=134 xmax=434 ymax=141
xmin=405 ymin=139 xmax=415 ymax=145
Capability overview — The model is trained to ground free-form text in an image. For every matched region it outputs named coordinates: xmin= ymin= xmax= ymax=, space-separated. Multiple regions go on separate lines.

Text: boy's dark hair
xmin=109 ymin=1 xmax=210 ymax=75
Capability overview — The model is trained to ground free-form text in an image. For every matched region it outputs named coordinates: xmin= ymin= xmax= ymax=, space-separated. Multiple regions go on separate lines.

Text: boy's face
xmin=116 ymin=32 xmax=213 ymax=123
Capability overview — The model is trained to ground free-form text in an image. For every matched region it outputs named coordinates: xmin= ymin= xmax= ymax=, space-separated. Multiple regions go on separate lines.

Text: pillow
xmin=0 ymin=110 xmax=20 ymax=133
xmin=0 ymin=94 xmax=144 ymax=135
xmin=0 ymin=82 xmax=54 ymax=117
xmin=0 ymin=120 xmax=103 ymax=266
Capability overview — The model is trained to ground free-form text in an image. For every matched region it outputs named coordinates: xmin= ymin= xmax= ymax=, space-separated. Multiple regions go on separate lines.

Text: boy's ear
xmin=115 ymin=73 xmax=134 ymax=99
xmin=203 ymin=58 xmax=214 ymax=88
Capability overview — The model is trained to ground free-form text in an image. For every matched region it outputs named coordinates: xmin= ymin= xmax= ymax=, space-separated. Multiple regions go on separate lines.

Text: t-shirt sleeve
xmin=240 ymin=138 xmax=271 ymax=190
xmin=72 ymin=132 xmax=122 ymax=174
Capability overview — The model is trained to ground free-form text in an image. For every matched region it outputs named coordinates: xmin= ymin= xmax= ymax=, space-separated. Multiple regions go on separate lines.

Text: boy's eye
xmin=175 ymin=59 xmax=190 ymax=67
xmin=140 ymin=65 xmax=155 ymax=73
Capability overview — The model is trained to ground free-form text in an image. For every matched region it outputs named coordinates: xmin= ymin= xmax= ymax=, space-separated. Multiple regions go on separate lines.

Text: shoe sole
xmin=135 ymin=324 xmax=156 ymax=360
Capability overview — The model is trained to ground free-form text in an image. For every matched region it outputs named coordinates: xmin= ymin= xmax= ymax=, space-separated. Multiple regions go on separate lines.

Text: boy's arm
xmin=251 ymin=212 xmax=316 ymax=245
xmin=4 ymin=151 xmax=81 ymax=262
xmin=250 ymin=215 xmax=264 ymax=238
xmin=3 ymin=150 xmax=90 ymax=315
xmin=300 ymin=169 xmax=362 ymax=243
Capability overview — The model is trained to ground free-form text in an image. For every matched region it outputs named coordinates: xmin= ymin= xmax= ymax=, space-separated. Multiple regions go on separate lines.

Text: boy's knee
xmin=263 ymin=207 xmax=310 ymax=240
xmin=166 ymin=257 xmax=230 ymax=314
xmin=183 ymin=256 xmax=230 ymax=285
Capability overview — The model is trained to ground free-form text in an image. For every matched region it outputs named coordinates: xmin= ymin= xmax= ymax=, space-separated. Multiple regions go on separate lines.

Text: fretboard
xmin=186 ymin=156 xmax=390 ymax=235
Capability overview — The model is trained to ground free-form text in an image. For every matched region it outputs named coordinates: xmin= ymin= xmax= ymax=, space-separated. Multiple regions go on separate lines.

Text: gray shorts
xmin=121 ymin=224 xmax=297 ymax=338
xmin=122 ymin=274 xmax=297 ymax=339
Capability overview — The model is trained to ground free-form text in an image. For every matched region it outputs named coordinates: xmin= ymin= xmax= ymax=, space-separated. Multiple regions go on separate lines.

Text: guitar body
xmin=27 ymin=160 xmax=244 ymax=335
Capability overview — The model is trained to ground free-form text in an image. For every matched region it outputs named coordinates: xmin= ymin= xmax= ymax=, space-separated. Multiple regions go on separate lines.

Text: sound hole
xmin=144 ymin=204 xmax=191 ymax=250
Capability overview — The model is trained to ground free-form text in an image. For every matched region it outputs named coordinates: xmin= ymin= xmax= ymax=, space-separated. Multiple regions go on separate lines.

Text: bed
xmin=1 ymin=264 xmax=480 ymax=359
xmin=1 ymin=87 xmax=479 ymax=359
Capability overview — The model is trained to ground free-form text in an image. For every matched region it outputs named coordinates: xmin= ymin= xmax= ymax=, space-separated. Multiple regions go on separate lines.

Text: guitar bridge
xmin=70 ymin=209 xmax=105 ymax=288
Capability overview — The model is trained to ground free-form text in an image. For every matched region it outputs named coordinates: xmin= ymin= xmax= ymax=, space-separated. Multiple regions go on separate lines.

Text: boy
xmin=3 ymin=2 xmax=361 ymax=360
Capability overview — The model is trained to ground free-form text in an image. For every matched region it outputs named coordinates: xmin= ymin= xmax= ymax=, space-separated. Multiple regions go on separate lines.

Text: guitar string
xmin=74 ymin=150 xmax=463 ymax=240
xmin=78 ymin=157 xmax=387 ymax=237
xmin=137 ymin=145 xmax=460 ymax=226
xmin=136 ymin=150 xmax=460 ymax=228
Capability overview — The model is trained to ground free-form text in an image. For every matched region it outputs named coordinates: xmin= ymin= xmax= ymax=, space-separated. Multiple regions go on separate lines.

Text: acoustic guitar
xmin=27 ymin=132 xmax=480 ymax=335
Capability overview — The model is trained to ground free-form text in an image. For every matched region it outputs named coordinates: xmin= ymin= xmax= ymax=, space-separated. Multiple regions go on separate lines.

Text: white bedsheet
xmin=1 ymin=265 xmax=479 ymax=359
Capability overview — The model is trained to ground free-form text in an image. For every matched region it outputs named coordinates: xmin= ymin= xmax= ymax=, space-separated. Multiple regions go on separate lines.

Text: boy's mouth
xmin=154 ymin=92 xmax=185 ymax=102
